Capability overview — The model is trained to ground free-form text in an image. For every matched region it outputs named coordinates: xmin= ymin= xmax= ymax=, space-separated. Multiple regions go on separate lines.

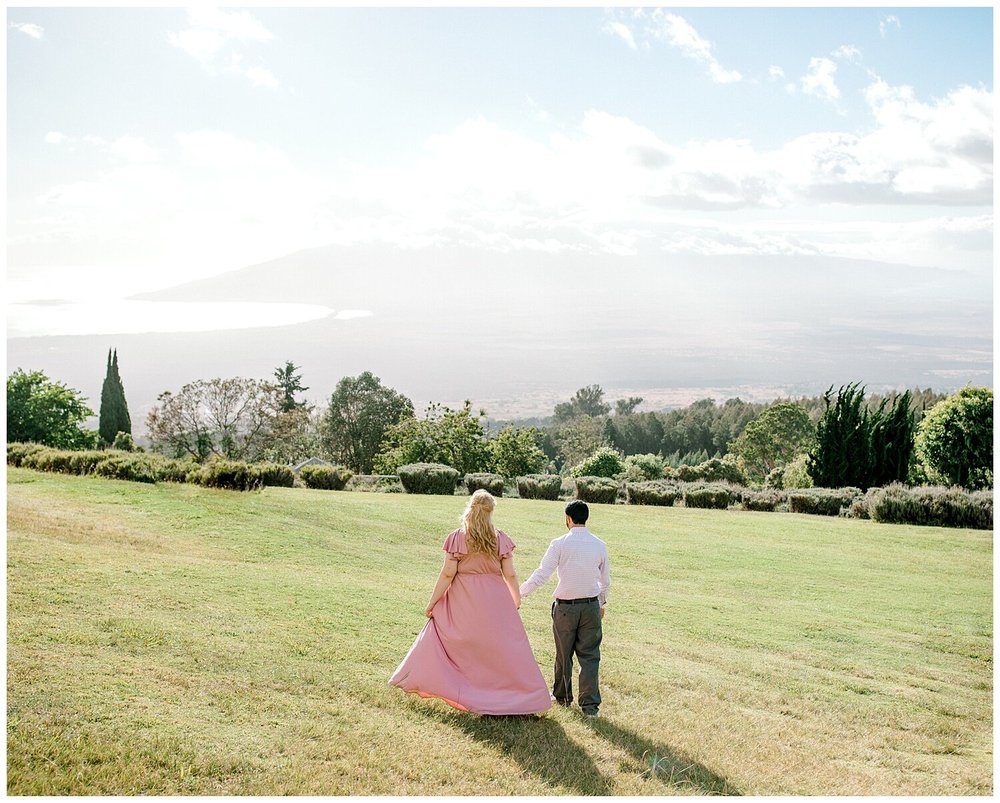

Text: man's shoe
xmin=582 ymin=709 xmax=600 ymax=718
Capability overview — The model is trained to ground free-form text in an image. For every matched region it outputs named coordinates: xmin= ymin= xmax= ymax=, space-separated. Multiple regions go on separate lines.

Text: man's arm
xmin=518 ymin=540 xmax=560 ymax=599
xmin=597 ymin=545 xmax=611 ymax=609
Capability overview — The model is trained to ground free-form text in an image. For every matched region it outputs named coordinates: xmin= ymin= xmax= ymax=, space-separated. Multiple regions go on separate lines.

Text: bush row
xmin=11 ymin=444 xmax=991 ymax=529
xmin=851 ymin=483 xmax=992 ymax=530
xmin=9 ymin=443 xmax=313 ymax=492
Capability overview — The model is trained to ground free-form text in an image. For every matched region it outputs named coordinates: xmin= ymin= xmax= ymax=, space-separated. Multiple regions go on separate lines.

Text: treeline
xmin=6 ymin=354 xmax=992 ymax=494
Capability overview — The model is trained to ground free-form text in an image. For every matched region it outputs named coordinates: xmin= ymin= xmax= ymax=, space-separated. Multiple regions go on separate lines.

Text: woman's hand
xmin=425 ymin=606 xmax=434 ymax=618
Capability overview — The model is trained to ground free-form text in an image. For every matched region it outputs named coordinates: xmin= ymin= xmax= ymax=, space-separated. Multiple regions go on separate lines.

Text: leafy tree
xmin=7 ymin=369 xmax=98 ymax=449
xmin=146 ymin=377 xmax=283 ymax=462
xmin=728 ymin=402 xmax=814 ymax=485
xmin=374 ymin=401 xmax=491 ymax=475
xmin=553 ymin=384 xmax=611 ymax=423
xmin=320 ymin=372 xmax=414 ymax=473
xmin=489 ymin=426 xmax=547 ymax=478
xmin=659 ymin=398 xmax=763 ymax=457
xmin=915 ymin=387 xmax=993 ymax=489
xmin=99 ymin=349 xmax=132 ymax=445
xmin=273 ymin=361 xmax=310 ymax=413
xmin=605 ymin=412 xmax=665 ymax=456
xmin=553 ymin=415 xmax=609 ymax=470
xmin=260 ymin=407 xmax=323 ymax=465
xmin=614 ymin=396 xmax=644 ymax=416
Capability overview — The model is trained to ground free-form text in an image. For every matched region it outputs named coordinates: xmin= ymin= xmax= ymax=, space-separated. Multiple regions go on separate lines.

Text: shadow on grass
xmin=583 ymin=715 xmax=741 ymax=795
xmin=429 ymin=709 xmax=610 ymax=795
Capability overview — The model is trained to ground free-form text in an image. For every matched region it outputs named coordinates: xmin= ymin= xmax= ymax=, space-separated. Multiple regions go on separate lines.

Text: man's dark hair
xmin=565 ymin=500 xmax=589 ymax=525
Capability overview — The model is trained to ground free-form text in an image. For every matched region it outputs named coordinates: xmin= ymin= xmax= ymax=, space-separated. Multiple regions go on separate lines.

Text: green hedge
xmin=788 ymin=487 xmax=862 ymax=516
xmin=864 ymin=484 xmax=992 ymax=529
xmin=397 ymin=463 xmax=459 ymax=495
xmin=93 ymin=453 xmax=158 ymax=484
xmin=626 ymin=480 xmax=680 ymax=506
xmin=573 ymin=476 xmax=620 ymax=505
xmin=516 ymin=474 xmax=562 ymax=500
xmin=299 ymin=464 xmax=353 ymax=490
xmin=465 ymin=472 xmax=505 ymax=496
xmin=683 ymin=483 xmax=737 ymax=509
xmin=7 ymin=442 xmax=48 ymax=467
xmin=192 ymin=460 xmax=263 ymax=491
xmin=257 ymin=462 xmax=296 ymax=488
xmin=740 ymin=489 xmax=788 ymax=512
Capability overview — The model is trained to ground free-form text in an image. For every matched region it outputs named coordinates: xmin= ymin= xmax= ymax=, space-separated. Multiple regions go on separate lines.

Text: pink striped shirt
xmin=519 ymin=526 xmax=611 ymax=607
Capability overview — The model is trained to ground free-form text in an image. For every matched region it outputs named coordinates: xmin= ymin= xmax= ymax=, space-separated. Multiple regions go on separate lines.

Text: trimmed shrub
xmin=93 ymin=454 xmax=157 ymax=484
xmin=676 ymin=458 xmax=746 ymax=485
xmin=192 ymin=460 xmax=263 ymax=492
xmin=22 ymin=448 xmax=89 ymax=474
xmin=570 ymin=447 xmax=625 ymax=479
xmin=741 ymin=488 xmax=788 ymax=512
xmin=299 ymin=464 xmax=353 ymax=491
xmin=156 ymin=458 xmax=199 ymax=483
xmin=626 ymin=480 xmax=680 ymax=507
xmin=867 ymin=483 xmax=993 ymax=530
xmin=67 ymin=450 xmax=107 ymax=475
xmin=516 ymin=474 xmax=562 ymax=500
xmin=347 ymin=474 xmax=405 ymax=493
xmin=7 ymin=442 xmax=48 ymax=467
xmin=397 ymin=463 xmax=459 ymax=495
xmin=683 ymin=483 xmax=737 ymax=510
xmin=257 ymin=462 xmax=296 ymax=488
xmin=622 ymin=453 xmax=665 ymax=482
xmin=788 ymin=487 xmax=861 ymax=516
xmin=465 ymin=472 xmax=505 ymax=496
xmin=573 ymin=476 xmax=621 ymax=504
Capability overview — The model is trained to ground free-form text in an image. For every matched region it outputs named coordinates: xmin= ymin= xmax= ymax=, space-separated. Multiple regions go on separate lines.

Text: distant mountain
xmin=9 ymin=243 xmax=992 ymax=432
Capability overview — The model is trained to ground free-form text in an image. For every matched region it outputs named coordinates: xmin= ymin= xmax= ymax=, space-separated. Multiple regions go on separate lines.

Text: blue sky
xmin=5 ymin=5 xmax=994 ymax=408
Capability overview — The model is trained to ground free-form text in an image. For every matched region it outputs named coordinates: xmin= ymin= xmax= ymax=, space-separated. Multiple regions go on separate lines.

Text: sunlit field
xmin=6 ymin=468 xmax=992 ymax=795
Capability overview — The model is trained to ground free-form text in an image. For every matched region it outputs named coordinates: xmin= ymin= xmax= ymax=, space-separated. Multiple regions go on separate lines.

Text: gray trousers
xmin=551 ymin=599 xmax=603 ymax=711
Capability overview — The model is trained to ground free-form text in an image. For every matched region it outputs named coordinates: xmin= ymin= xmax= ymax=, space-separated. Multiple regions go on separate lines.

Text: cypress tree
xmin=808 ymin=384 xmax=916 ymax=490
xmin=99 ymin=348 xmax=132 ymax=445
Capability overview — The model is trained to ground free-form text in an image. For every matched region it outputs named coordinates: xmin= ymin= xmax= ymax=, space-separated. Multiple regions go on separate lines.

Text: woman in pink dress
xmin=389 ymin=489 xmax=552 ymax=715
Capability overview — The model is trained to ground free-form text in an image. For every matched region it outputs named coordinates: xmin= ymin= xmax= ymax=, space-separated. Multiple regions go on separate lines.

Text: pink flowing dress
xmin=389 ymin=528 xmax=552 ymax=715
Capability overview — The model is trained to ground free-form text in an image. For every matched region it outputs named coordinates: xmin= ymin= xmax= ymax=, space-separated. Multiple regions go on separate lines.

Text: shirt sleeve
xmin=598 ymin=545 xmax=611 ymax=608
xmin=518 ymin=540 xmax=560 ymax=598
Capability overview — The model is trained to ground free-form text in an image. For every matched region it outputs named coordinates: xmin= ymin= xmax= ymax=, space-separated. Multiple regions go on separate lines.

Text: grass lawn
xmin=6 ymin=467 xmax=993 ymax=795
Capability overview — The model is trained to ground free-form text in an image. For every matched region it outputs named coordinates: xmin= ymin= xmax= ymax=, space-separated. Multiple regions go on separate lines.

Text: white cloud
xmin=45 ymin=131 xmax=69 ymax=145
xmin=603 ymin=19 xmax=636 ymax=50
xmin=169 ymin=7 xmax=278 ymax=87
xmin=16 ymin=77 xmax=993 ymax=288
xmin=10 ymin=22 xmax=43 ymax=39
xmin=651 ymin=11 xmax=742 ymax=83
xmin=768 ymin=65 xmax=785 ymax=80
xmin=880 ymin=15 xmax=901 ymax=38
xmin=800 ymin=57 xmax=840 ymax=102
xmin=833 ymin=44 xmax=862 ymax=62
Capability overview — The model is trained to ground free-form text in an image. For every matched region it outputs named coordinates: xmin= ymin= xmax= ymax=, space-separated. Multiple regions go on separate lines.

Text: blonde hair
xmin=461 ymin=489 xmax=498 ymax=555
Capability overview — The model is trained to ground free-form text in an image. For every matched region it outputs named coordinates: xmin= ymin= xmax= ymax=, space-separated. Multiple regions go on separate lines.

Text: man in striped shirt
xmin=519 ymin=499 xmax=611 ymax=717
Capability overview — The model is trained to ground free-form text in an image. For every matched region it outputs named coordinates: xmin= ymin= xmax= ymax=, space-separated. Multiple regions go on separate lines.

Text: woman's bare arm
xmin=501 ymin=555 xmax=521 ymax=609
xmin=425 ymin=555 xmax=459 ymax=616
